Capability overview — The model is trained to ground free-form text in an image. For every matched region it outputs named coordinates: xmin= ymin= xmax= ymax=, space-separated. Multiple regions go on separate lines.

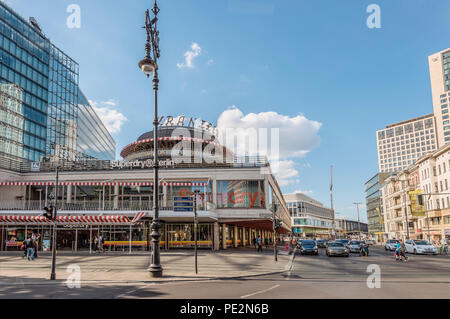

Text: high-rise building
xmin=0 ymin=2 xmax=115 ymax=168
xmin=365 ymin=172 xmax=390 ymax=242
xmin=376 ymin=114 xmax=438 ymax=173
xmin=429 ymin=48 xmax=450 ymax=147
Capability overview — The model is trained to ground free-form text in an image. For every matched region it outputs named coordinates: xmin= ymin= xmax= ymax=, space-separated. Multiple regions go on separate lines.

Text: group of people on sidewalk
xmin=252 ymin=236 xmax=272 ymax=252
xmin=21 ymin=232 xmax=40 ymax=261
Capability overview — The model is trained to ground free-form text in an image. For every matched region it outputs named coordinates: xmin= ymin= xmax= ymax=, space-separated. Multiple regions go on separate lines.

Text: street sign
xmin=174 ymin=196 xmax=194 ymax=212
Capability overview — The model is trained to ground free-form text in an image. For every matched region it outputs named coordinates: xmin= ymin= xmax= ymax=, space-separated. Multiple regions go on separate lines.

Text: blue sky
xmin=5 ymin=0 xmax=450 ymax=221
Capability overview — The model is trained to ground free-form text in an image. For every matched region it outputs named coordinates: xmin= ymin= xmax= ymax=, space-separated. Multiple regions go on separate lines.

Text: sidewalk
xmin=0 ymin=249 xmax=292 ymax=285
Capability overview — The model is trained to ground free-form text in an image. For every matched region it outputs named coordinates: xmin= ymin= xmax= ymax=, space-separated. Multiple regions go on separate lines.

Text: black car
xmin=317 ymin=239 xmax=329 ymax=248
xmin=300 ymin=240 xmax=319 ymax=255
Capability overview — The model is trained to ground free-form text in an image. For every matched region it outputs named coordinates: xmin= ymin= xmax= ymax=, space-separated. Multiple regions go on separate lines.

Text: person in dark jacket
xmin=25 ymin=238 xmax=35 ymax=261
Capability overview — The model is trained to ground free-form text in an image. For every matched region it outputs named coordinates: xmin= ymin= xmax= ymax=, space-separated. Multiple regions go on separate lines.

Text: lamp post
xmin=193 ymin=190 xmax=200 ymax=274
xmin=353 ymin=202 xmax=362 ymax=240
xmin=139 ymin=0 xmax=162 ymax=278
xmin=50 ymin=165 xmax=59 ymax=280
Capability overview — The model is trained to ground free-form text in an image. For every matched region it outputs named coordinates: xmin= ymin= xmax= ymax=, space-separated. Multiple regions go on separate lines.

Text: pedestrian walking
xmin=257 ymin=236 xmax=263 ymax=252
xmin=252 ymin=237 xmax=256 ymax=249
xmin=93 ymin=236 xmax=98 ymax=252
xmin=33 ymin=233 xmax=40 ymax=259
xmin=264 ymin=237 xmax=269 ymax=248
xmin=25 ymin=237 xmax=35 ymax=261
xmin=98 ymin=235 xmax=104 ymax=253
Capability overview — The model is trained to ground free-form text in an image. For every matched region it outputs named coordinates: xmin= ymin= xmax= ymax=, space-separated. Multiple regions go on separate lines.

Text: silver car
xmin=348 ymin=241 xmax=364 ymax=253
xmin=326 ymin=242 xmax=349 ymax=257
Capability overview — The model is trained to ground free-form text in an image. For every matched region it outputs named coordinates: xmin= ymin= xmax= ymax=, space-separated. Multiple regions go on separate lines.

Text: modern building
xmin=365 ymin=172 xmax=390 ymax=242
xmin=0 ymin=2 xmax=115 ymax=170
xmin=284 ymin=192 xmax=333 ymax=238
xmin=0 ymin=122 xmax=292 ymax=251
xmin=376 ymin=114 xmax=438 ymax=173
xmin=429 ymin=48 xmax=450 ymax=147
xmin=382 ymin=143 xmax=450 ymax=242
xmin=335 ymin=218 xmax=369 ymax=238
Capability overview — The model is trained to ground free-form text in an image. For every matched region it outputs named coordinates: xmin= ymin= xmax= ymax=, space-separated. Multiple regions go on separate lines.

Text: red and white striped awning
xmin=0 ymin=181 xmax=208 ymax=187
xmin=131 ymin=212 xmax=146 ymax=224
xmin=0 ymin=215 xmax=131 ymax=225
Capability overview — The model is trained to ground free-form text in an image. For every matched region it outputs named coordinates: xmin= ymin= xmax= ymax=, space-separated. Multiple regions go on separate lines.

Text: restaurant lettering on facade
xmin=111 ymin=159 xmax=175 ymax=169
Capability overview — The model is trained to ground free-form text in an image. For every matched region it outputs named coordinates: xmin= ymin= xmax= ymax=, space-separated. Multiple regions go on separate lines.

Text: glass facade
xmin=365 ymin=173 xmax=390 ymax=239
xmin=0 ymin=3 xmax=49 ymax=163
xmin=46 ymin=44 xmax=79 ymax=161
xmin=77 ymin=89 xmax=115 ymax=160
xmin=0 ymin=2 xmax=115 ymax=167
xmin=217 ymin=180 xmax=265 ymax=208
xmin=443 ymin=50 xmax=450 ymax=92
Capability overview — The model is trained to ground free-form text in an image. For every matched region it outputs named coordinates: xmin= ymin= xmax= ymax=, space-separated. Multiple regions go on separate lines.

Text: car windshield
xmin=329 ymin=242 xmax=344 ymax=247
xmin=414 ymin=240 xmax=431 ymax=245
xmin=302 ymin=240 xmax=315 ymax=247
xmin=350 ymin=241 xmax=361 ymax=245
xmin=388 ymin=240 xmax=397 ymax=243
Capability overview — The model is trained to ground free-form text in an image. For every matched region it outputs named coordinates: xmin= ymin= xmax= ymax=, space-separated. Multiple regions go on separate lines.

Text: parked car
xmin=317 ymin=239 xmax=329 ymax=248
xmin=405 ymin=240 xmax=438 ymax=255
xmin=385 ymin=239 xmax=398 ymax=251
xmin=326 ymin=241 xmax=349 ymax=257
xmin=348 ymin=240 xmax=365 ymax=253
xmin=300 ymin=240 xmax=319 ymax=255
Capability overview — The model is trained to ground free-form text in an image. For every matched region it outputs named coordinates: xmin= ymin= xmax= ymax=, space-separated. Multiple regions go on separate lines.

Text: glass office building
xmin=0 ymin=2 xmax=115 ymax=167
xmin=365 ymin=172 xmax=390 ymax=242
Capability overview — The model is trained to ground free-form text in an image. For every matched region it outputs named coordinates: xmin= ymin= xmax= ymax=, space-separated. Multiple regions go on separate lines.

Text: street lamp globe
xmin=139 ymin=57 xmax=157 ymax=78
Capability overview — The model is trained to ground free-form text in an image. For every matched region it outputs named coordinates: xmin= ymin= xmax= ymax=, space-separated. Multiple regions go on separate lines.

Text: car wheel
xmin=385 ymin=247 xmax=387 ymax=251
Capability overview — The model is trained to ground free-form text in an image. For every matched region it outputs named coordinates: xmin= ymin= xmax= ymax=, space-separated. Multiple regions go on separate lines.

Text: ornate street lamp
xmin=139 ymin=0 xmax=163 ymax=278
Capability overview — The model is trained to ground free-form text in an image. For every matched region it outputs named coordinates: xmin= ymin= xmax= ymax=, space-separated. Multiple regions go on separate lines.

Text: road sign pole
xmin=193 ymin=190 xmax=200 ymax=275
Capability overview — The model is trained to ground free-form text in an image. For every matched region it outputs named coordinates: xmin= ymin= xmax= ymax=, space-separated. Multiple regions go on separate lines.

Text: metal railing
xmin=0 ymin=200 xmax=209 ymax=212
xmin=0 ymin=155 xmax=269 ymax=173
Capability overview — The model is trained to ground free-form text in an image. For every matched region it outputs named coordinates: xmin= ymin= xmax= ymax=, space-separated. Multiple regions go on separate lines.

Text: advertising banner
xmin=409 ymin=190 xmax=426 ymax=217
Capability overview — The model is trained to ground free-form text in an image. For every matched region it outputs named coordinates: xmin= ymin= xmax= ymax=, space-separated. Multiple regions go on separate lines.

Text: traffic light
xmin=43 ymin=206 xmax=53 ymax=220
xmin=274 ymin=218 xmax=282 ymax=231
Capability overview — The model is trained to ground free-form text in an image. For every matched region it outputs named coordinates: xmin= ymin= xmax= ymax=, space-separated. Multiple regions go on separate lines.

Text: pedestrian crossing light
xmin=43 ymin=206 xmax=53 ymax=220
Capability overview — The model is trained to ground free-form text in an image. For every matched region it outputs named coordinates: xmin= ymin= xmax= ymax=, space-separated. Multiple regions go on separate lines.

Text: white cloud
xmin=177 ymin=42 xmax=202 ymax=69
xmin=274 ymin=160 xmax=299 ymax=186
xmin=89 ymin=99 xmax=127 ymax=134
xmin=207 ymin=59 xmax=214 ymax=65
xmin=217 ymin=106 xmax=322 ymax=159
xmin=216 ymin=106 xmax=321 ymax=186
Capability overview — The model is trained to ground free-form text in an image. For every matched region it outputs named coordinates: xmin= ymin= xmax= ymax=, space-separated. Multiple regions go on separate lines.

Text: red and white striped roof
xmin=0 ymin=215 xmax=132 ymax=225
xmin=0 ymin=181 xmax=208 ymax=187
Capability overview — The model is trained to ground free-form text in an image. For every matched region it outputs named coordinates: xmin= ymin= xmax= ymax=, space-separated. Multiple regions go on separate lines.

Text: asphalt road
xmin=0 ymin=246 xmax=449 ymax=299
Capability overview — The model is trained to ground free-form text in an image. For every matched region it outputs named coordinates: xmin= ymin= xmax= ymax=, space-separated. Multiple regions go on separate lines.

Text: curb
xmin=0 ymin=269 xmax=288 ymax=287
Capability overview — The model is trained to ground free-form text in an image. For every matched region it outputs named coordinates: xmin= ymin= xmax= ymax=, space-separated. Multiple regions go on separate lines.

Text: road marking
xmin=240 ymin=284 xmax=280 ymax=299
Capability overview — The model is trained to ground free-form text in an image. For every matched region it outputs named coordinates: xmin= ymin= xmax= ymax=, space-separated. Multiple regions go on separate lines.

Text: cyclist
xmin=394 ymin=240 xmax=406 ymax=261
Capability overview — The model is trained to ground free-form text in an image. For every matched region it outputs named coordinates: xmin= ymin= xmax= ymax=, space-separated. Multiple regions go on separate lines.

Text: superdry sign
xmin=111 ymin=159 xmax=175 ymax=169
